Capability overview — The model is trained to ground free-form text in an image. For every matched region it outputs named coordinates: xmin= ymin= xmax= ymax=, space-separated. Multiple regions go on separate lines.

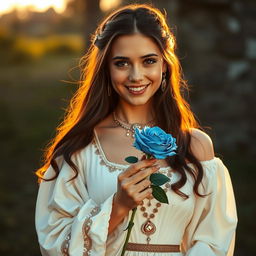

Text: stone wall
xmin=159 ymin=0 xmax=256 ymax=155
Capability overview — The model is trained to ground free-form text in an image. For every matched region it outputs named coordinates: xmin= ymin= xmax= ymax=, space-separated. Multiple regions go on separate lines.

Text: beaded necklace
xmin=112 ymin=112 xmax=155 ymax=137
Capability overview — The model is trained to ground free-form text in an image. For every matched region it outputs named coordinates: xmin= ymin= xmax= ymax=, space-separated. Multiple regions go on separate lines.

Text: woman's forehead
xmin=109 ymin=33 xmax=162 ymax=58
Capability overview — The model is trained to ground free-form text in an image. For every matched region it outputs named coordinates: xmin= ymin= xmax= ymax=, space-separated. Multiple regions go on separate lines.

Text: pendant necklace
xmin=113 ymin=111 xmax=155 ymax=137
xmin=140 ymin=170 xmax=173 ymax=244
xmin=140 ymin=197 xmax=161 ymax=244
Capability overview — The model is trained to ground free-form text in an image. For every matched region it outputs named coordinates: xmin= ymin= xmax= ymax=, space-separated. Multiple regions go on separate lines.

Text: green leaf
xmin=125 ymin=156 xmax=138 ymax=163
xmin=151 ymin=185 xmax=169 ymax=204
xmin=150 ymin=173 xmax=170 ymax=186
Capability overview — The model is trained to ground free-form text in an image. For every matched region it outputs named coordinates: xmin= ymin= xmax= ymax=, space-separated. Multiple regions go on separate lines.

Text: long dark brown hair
xmin=36 ymin=4 xmax=205 ymax=199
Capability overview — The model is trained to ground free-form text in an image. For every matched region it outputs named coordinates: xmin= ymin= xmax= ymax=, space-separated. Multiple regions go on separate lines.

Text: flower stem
xmin=120 ymin=207 xmax=137 ymax=256
xmin=145 ymin=153 xmax=151 ymax=159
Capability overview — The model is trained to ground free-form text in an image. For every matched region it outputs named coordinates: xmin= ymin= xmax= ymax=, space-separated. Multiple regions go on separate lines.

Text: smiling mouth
xmin=126 ymin=83 xmax=150 ymax=93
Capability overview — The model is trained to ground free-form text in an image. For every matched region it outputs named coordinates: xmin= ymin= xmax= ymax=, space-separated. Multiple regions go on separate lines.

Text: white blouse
xmin=35 ymin=135 xmax=237 ymax=256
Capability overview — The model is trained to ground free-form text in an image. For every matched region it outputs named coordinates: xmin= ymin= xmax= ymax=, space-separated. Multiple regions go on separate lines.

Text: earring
xmin=161 ymin=72 xmax=167 ymax=92
xmin=107 ymin=83 xmax=111 ymax=96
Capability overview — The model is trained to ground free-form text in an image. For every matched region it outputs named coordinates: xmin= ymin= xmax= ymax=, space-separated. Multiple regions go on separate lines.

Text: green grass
xmin=0 ymin=54 xmax=79 ymax=255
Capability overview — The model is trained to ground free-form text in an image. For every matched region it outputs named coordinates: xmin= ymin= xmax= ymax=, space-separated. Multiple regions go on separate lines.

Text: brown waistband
xmin=126 ymin=243 xmax=181 ymax=253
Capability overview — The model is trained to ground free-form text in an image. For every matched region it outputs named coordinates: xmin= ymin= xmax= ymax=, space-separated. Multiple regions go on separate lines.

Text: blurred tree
xmin=65 ymin=0 xmax=102 ymax=48
xmin=123 ymin=0 xmax=168 ymax=10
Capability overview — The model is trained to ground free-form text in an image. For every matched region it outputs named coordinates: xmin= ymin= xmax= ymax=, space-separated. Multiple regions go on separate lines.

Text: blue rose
xmin=133 ymin=126 xmax=177 ymax=159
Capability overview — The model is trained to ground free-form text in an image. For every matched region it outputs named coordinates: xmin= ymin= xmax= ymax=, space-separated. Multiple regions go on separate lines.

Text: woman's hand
xmin=114 ymin=158 xmax=160 ymax=213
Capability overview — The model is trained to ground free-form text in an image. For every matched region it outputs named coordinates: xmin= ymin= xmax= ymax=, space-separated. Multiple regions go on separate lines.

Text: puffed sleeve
xmin=182 ymin=158 xmax=238 ymax=256
xmin=35 ymin=150 xmax=115 ymax=256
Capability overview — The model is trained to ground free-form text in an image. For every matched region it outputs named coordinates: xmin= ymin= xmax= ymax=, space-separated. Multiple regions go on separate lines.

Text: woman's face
xmin=108 ymin=33 xmax=166 ymax=107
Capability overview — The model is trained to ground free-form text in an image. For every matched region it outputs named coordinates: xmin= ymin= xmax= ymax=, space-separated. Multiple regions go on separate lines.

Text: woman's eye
xmin=113 ymin=58 xmax=157 ymax=67
xmin=144 ymin=58 xmax=157 ymax=65
xmin=114 ymin=61 xmax=129 ymax=67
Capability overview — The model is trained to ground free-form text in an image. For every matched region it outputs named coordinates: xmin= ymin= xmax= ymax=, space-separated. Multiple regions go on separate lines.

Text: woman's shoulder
xmin=189 ymin=128 xmax=215 ymax=162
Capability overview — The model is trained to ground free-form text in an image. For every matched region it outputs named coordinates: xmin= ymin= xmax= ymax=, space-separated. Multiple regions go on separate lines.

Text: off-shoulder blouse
xmin=35 ymin=135 xmax=237 ymax=256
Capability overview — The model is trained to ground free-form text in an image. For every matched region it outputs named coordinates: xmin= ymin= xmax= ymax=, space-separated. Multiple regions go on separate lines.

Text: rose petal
xmin=133 ymin=126 xmax=177 ymax=160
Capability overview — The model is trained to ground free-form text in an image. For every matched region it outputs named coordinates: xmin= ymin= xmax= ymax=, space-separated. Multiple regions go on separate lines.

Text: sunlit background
xmin=0 ymin=0 xmax=121 ymax=15
xmin=0 ymin=0 xmax=66 ymax=14
xmin=0 ymin=0 xmax=255 ymax=255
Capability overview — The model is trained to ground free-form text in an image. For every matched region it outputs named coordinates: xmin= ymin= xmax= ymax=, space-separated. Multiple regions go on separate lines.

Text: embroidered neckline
xmin=93 ymin=129 xmax=172 ymax=173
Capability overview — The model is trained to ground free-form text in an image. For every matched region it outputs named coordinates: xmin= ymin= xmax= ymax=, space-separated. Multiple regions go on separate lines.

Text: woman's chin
xmin=124 ymin=97 xmax=153 ymax=107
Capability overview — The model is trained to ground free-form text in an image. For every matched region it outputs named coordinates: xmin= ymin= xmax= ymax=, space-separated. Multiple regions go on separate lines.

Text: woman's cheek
xmin=147 ymin=67 xmax=162 ymax=83
xmin=110 ymin=69 xmax=128 ymax=86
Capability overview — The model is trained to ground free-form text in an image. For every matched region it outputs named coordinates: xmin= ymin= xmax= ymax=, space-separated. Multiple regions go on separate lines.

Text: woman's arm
xmin=35 ymin=153 xmax=114 ymax=256
xmin=182 ymin=129 xmax=237 ymax=255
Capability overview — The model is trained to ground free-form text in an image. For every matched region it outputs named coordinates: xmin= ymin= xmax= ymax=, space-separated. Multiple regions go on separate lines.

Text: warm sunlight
xmin=100 ymin=0 xmax=121 ymax=12
xmin=0 ymin=0 xmax=124 ymax=16
xmin=0 ymin=0 xmax=66 ymax=15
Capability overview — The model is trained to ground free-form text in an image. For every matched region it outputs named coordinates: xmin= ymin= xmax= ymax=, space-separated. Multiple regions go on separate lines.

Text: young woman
xmin=35 ymin=4 xmax=237 ymax=256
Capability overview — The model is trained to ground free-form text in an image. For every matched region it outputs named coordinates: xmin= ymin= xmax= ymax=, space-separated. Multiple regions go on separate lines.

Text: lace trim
xmin=92 ymin=130 xmax=172 ymax=173
xmin=82 ymin=206 xmax=100 ymax=256
xmin=61 ymin=232 xmax=71 ymax=256
xmin=92 ymin=139 xmax=125 ymax=172
xmin=92 ymin=129 xmax=217 ymax=173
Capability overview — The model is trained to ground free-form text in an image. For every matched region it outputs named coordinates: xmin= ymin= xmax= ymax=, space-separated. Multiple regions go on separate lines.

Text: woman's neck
xmin=114 ymin=101 xmax=154 ymax=124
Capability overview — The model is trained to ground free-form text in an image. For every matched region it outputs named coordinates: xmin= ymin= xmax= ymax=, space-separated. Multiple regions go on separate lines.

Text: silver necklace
xmin=113 ymin=111 xmax=155 ymax=138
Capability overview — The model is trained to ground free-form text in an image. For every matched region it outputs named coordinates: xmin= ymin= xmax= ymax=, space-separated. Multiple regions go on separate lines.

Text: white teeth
xmin=128 ymin=85 xmax=147 ymax=92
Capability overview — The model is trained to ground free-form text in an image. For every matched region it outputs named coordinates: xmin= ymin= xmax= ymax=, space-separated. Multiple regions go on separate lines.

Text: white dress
xmin=35 ymin=133 xmax=237 ymax=256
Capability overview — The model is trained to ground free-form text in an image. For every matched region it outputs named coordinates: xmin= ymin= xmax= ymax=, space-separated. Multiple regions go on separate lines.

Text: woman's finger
xmin=130 ymin=165 xmax=160 ymax=185
xmin=119 ymin=158 xmax=157 ymax=180
xmin=135 ymin=178 xmax=151 ymax=193
xmin=135 ymin=187 xmax=153 ymax=205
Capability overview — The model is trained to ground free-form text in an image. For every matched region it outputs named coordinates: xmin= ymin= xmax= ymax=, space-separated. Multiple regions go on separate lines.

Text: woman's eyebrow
xmin=112 ymin=53 xmax=158 ymax=60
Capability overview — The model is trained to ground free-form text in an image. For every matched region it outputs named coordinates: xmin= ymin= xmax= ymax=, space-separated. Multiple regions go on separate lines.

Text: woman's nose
xmin=128 ymin=66 xmax=143 ymax=83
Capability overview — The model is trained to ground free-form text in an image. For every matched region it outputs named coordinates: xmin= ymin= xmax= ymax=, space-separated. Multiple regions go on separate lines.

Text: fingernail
xmin=154 ymin=164 xmax=161 ymax=169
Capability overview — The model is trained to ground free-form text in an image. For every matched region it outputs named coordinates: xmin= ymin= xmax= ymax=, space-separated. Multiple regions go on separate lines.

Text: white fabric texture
xmin=35 ymin=136 xmax=237 ymax=256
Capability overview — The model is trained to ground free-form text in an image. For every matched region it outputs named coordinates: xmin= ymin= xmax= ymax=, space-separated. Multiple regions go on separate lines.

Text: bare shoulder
xmin=190 ymin=128 xmax=215 ymax=162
